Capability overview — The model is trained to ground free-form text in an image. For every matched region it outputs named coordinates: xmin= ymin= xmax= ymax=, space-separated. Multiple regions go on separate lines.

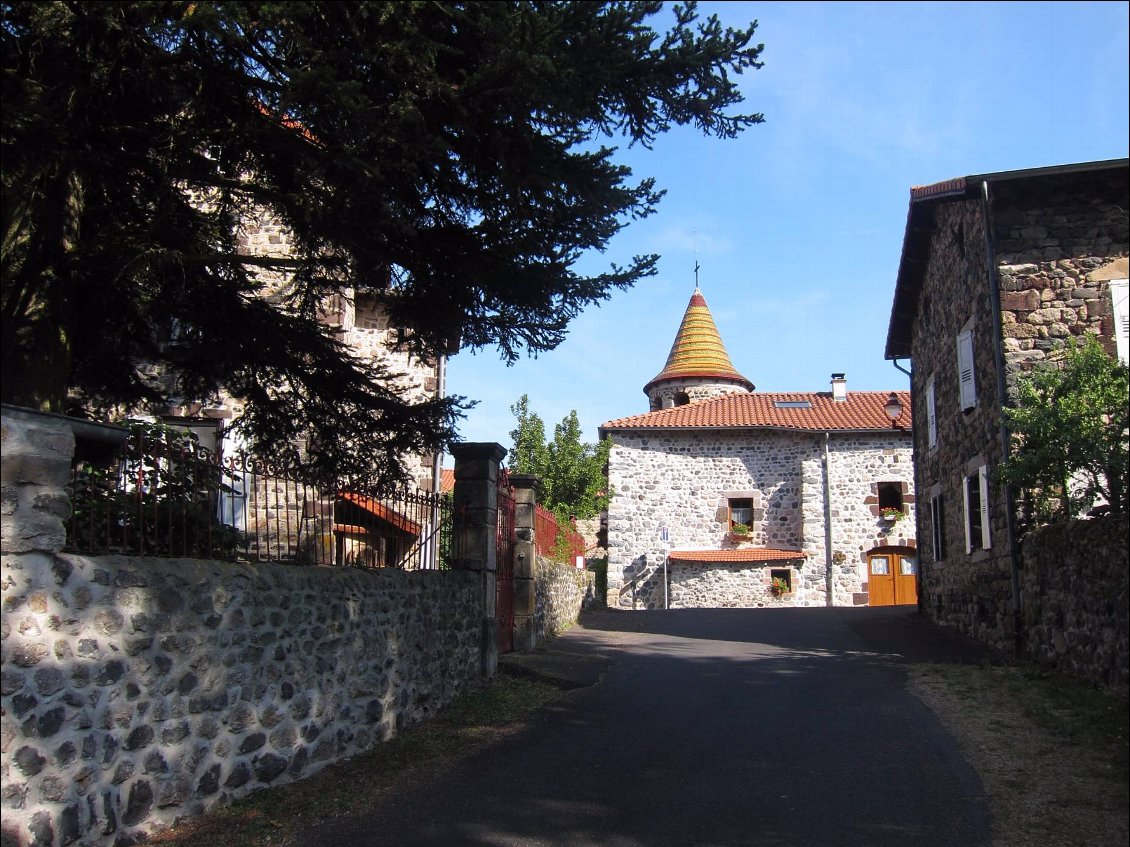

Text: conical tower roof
xmin=644 ymin=288 xmax=753 ymax=394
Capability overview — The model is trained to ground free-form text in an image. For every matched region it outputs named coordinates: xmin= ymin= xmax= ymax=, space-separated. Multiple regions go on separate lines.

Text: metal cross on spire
xmin=694 ymin=229 xmax=701 ymax=291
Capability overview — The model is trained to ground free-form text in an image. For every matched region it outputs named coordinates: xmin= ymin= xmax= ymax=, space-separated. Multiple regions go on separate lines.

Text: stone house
xmin=149 ymin=199 xmax=449 ymax=492
xmin=884 ymin=158 xmax=1129 ymax=652
xmin=600 ymin=289 xmax=916 ymax=610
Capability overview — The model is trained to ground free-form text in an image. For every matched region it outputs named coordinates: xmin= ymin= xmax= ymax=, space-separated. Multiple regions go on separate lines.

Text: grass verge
xmin=909 ymin=662 xmax=1128 ymax=847
xmin=148 ymin=673 xmax=564 ymax=847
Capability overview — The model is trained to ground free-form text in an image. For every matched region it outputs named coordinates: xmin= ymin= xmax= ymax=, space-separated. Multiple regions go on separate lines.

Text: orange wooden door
xmin=895 ymin=554 xmax=918 ymax=606
xmin=868 ymin=554 xmax=895 ymax=606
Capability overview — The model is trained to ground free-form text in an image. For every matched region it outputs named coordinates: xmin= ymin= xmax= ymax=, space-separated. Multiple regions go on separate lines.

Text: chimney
xmin=831 ymin=373 xmax=847 ymax=402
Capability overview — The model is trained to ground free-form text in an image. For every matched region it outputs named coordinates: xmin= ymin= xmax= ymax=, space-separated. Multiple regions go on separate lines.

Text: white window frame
xmin=930 ymin=490 xmax=945 ymax=562
xmin=925 ymin=375 xmax=937 ymax=449
xmin=956 ymin=326 xmax=977 ymax=412
xmin=1110 ymin=278 xmax=1129 ymax=365
xmin=963 ymin=465 xmax=991 ymax=553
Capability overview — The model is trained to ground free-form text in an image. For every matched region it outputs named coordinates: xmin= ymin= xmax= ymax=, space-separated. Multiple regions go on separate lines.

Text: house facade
xmin=149 ymin=201 xmax=448 ymax=493
xmin=884 ymin=158 xmax=1129 ymax=652
xmin=601 ymin=290 xmax=916 ymax=610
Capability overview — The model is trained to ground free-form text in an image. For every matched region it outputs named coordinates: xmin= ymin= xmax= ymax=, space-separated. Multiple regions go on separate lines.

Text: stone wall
xmin=1018 ymin=517 xmax=1129 ymax=697
xmin=908 ymin=171 xmax=1128 ymax=654
xmin=605 ymin=428 xmax=914 ymax=610
xmin=1 ymin=555 xmax=481 ymax=846
xmin=533 ymin=557 xmax=596 ymax=643
xmin=1 ymin=409 xmax=488 ymax=847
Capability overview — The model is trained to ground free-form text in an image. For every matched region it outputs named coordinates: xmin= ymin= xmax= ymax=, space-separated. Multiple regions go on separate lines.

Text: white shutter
xmin=957 ymin=329 xmax=977 ymax=411
xmin=1111 ymin=279 xmax=1129 ymax=365
xmin=962 ymin=476 xmax=973 ymax=554
xmin=925 ymin=376 xmax=937 ymax=448
xmin=978 ymin=465 xmax=992 ymax=549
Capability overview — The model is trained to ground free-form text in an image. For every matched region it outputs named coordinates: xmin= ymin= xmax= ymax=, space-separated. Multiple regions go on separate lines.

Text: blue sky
xmin=445 ymin=1 xmax=1130 ymax=455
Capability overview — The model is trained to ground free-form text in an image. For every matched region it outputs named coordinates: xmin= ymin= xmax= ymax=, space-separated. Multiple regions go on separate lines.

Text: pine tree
xmin=2 ymin=1 xmax=764 ymax=484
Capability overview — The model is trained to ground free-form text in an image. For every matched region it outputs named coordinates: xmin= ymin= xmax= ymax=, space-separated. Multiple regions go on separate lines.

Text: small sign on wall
xmin=575 ymin=555 xmax=585 ymax=569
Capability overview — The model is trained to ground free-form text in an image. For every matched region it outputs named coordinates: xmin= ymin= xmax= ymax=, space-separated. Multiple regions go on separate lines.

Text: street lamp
xmin=884 ymin=392 xmax=903 ymax=427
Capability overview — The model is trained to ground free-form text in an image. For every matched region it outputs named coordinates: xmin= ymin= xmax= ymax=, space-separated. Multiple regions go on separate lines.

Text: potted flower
xmin=770 ymin=576 xmax=791 ymax=597
xmin=879 ymin=507 xmax=904 ymax=524
xmin=729 ymin=523 xmax=750 ymax=541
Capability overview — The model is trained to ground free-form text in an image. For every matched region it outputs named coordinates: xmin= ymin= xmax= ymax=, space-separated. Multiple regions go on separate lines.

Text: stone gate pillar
xmin=508 ymin=474 xmax=538 ymax=652
xmin=449 ymin=442 xmax=506 ymax=678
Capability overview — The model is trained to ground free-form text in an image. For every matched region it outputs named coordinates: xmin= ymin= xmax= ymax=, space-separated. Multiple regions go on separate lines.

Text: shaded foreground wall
xmin=1 ymin=408 xmax=486 ymax=847
xmin=1 ymin=554 xmax=481 ymax=846
xmin=1019 ymin=517 xmax=1129 ymax=697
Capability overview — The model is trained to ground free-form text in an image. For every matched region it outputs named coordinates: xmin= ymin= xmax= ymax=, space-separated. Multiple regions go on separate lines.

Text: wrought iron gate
xmin=496 ymin=470 xmax=516 ymax=654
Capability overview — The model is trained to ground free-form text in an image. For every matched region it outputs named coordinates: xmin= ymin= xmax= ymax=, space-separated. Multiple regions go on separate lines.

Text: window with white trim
xmin=1110 ymin=278 xmax=1129 ymax=365
xmin=930 ymin=490 xmax=945 ymax=561
xmin=963 ymin=465 xmax=991 ymax=553
xmin=925 ymin=374 xmax=937 ymax=448
xmin=956 ymin=325 xmax=977 ymax=412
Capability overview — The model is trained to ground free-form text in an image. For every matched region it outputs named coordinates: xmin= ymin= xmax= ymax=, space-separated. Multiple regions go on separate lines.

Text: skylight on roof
xmin=773 ymin=400 xmax=812 ymax=409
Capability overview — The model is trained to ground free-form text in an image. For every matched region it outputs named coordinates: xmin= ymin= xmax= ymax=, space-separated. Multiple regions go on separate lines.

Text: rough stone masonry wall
xmin=533 ymin=557 xmax=596 ymax=644
xmin=1018 ymin=517 xmax=1128 ymax=697
xmin=910 ymin=174 xmax=1128 ymax=655
xmin=605 ymin=428 xmax=914 ymax=610
xmin=992 ymin=168 xmax=1129 ymax=394
xmin=909 ymin=199 xmax=1017 ymax=653
xmin=802 ymin=435 xmax=917 ymax=607
xmin=2 ymin=410 xmax=483 ymax=847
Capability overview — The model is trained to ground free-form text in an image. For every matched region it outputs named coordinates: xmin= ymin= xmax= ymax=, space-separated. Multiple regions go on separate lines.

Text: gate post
xmin=508 ymin=474 xmax=538 ymax=652
xmin=450 ymin=442 xmax=507 ymax=679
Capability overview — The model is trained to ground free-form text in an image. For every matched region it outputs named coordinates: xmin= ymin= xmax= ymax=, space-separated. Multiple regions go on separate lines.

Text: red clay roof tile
xmin=667 ymin=548 xmax=806 ymax=562
xmin=601 ymin=390 xmax=911 ymax=432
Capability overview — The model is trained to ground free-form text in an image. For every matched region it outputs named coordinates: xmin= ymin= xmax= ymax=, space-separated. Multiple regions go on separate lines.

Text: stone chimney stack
xmin=831 ymin=373 xmax=847 ymax=402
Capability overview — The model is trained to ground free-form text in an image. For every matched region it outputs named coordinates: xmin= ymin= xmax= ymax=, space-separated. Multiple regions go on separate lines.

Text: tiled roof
xmin=645 ymin=289 xmax=753 ymax=392
xmin=337 ymin=491 xmax=421 ymax=535
xmin=667 ymin=548 xmax=806 ymax=563
xmin=440 ymin=468 xmax=455 ymax=494
xmin=601 ymin=390 xmax=911 ymax=432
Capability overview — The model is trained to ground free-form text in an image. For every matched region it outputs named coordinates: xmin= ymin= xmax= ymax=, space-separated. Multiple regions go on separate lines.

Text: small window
xmin=963 ymin=465 xmax=991 ymax=552
xmin=930 ymin=492 xmax=946 ymax=562
xmin=770 ymin=569 xmax=792 ymax=592
xmin=773 ymin=400 xmax=812 ymax=409
xmin=957 ymin=327 xmax=977 ymax=411
xmin=877 ymin=482 xmax=903 ymax=514
xmin=925 ymin=375 xmax=937 ymax=449
xmin=674 ymin=392 xmax=691 ymax=407
xmin=728 ymin=498 xmax=752 ymax=533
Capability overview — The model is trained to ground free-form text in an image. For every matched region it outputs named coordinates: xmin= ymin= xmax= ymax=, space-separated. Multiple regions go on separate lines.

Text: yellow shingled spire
xmin=645 ymin=288 xmax=752 ymax=390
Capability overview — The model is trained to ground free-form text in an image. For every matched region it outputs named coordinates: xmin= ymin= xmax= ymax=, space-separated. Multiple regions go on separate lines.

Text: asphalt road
xmin=304 ymin=607 xmax=993 ymax=847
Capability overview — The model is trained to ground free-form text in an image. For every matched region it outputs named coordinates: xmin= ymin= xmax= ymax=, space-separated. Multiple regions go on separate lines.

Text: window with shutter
xmin=978 ymin=465 xmax=992 ymax=549
xmin=963 ymin=465 xmax=991 ymax=553
xmin=1111 ymin=279 xmax=1129 ymax=365
xmin=925 ymin=375 xmax=937 ymax=448
xmin=957 ymin=329 xmax=976 ymax=411
xmin=930 ymin=491 xmax=945 ymax=561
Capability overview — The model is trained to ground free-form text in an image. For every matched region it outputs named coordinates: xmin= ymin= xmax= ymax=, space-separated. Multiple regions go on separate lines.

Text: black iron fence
xmin=66 ymin=424 xmax=454 ymax=569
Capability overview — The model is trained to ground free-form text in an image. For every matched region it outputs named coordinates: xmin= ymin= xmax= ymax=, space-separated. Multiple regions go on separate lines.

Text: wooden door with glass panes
xmin=894 ymin=553 xmax=918 ymax=605
xmin=867 ymin=549 xmax=917 ymax=606
xmin=867 ymin=553 xmax=895 ymax=606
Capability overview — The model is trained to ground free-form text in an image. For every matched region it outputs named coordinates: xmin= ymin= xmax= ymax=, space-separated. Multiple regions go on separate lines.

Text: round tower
xmin=644 ymin=288 xmax=754 ymax=411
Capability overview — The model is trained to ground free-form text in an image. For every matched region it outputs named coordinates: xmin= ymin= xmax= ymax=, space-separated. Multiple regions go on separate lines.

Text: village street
xmin=304 ymin=607 xmax=992 ymax=847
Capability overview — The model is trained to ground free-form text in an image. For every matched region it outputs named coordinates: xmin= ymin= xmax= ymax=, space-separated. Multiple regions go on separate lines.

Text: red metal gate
xmin=496 ymin=470 xmax=516 ymax=654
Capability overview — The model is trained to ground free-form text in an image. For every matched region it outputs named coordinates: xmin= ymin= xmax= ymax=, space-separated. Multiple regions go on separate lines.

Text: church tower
xmin=644 ymin=288 xmax=754 ymax=411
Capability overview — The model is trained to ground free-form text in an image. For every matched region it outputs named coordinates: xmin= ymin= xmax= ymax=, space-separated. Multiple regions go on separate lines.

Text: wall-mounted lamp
xmin=883 ymin=392 xmax=903 ymax=427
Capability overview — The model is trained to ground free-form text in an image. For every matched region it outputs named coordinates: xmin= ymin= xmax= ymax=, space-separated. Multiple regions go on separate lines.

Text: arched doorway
xmin=866 ymin=546 xmax=917 ymax=606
